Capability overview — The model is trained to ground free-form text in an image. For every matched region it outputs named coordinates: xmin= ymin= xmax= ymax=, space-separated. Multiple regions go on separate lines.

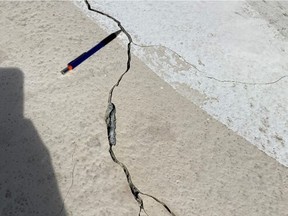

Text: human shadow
xmin=0 ymin=68 xmax=67 ymax=216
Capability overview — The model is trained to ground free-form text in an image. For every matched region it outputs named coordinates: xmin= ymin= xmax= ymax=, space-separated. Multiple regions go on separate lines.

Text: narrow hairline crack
xmin=132 ymin=42 xmax=288 ymax=86
xmin=84 ymin=0 xmax=287 ymax=86
xmin=58 ymin=144 xmax=78 ymax=216
xmin=84 ymin=0 xmax=176 ymax=215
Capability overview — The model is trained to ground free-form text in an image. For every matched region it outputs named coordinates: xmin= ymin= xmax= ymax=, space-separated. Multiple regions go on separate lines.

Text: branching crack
xmin=84 ymin=0 xmax=176 ymax=215
xmin=133 ymin=43 xmax=288 ymax=86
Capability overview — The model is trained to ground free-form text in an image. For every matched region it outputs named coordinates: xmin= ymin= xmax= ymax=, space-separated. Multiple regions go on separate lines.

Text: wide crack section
xmin=84 ymin=0 xmax=176 ymax=215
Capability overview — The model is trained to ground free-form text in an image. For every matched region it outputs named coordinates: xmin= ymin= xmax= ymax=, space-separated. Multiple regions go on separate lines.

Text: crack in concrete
xmin=205 ymin=74 xmax=288 ymax=85
xmin=133 ymin=43 xmax=288 ymax=86
xmin=58 ymin=144 xmax=78 ymax=216
xmin=84 ymin=0 xmax=132 ymax=103
xmin=84 ymin=0 xmax=176 ymax=215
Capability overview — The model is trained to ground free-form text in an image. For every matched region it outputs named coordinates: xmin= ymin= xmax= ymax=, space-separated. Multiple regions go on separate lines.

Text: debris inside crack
xmin=105 ymin=102 xmax=116 ymax=146
xmin=85 ymin=0 xmax=176 ymax=215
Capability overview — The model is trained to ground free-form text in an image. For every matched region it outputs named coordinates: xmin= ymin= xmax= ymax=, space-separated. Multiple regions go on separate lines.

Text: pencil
xmin=61 ymin=29 xmax=122 ymax=74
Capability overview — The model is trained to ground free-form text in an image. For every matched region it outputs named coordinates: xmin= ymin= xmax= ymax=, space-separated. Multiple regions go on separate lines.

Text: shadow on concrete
xmin=0 ymin=68 xmax=67 ymax=216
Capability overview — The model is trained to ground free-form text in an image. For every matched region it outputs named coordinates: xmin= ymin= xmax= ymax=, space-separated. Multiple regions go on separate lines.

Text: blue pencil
xmin=61 ymin=30 xmax=122 ymax=74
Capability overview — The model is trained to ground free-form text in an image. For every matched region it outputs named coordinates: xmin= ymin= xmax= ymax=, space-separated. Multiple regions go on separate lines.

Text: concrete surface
xmin=74 ymin=0 xmax=288 ymax=166
xmin=0 ymin=1 xmax=288 ymax=216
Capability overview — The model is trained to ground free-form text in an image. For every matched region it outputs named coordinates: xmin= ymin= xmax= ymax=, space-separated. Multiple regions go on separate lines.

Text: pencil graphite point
xmin=61 ymin=67 xmax=69 ymax=75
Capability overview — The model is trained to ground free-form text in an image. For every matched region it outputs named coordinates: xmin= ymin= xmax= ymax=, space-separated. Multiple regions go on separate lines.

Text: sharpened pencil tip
xmin=61 ymin=67 xmax=69 ymax=75
xmin=115 ymin=29 xmax=122 ymax=36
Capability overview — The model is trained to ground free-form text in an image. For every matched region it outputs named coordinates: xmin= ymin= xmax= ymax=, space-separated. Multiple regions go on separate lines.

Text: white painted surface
xmin=74 ymin=1 xmax=288 ymax=166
